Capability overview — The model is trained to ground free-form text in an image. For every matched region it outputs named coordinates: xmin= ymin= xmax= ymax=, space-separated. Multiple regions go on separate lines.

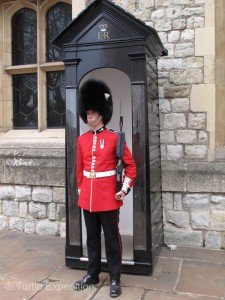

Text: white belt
xmin=83 ymin=170 xmax=116 ymax=178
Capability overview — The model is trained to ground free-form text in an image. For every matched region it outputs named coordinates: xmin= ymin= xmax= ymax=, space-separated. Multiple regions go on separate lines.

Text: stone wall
xmin=113 ymin=0 xmax=225 ymax=249
xmin=0 ymin=141 xmax=66 ymax=237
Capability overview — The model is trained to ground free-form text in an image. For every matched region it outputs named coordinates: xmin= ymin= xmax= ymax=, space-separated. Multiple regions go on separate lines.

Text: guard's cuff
xmin=78 ymin=188 xmax=81 ymax=195
xmin=121 ymin=177 xmax=132 ymax=195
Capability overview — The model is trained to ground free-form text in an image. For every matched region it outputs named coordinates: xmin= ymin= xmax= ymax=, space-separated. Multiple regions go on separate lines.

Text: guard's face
xmin=86 ymin=110 xmax=99 ymax=121
xmin=86 ymin=110 xmax=102 ymax=127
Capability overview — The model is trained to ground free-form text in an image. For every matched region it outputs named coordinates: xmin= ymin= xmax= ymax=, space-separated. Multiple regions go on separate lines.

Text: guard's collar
xmin=91 ymin=125 xmax=105 ymax=134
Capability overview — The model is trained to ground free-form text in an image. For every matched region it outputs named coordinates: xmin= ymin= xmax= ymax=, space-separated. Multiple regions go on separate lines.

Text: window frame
xmin=2 ymin=0 xmax=71 ymax=133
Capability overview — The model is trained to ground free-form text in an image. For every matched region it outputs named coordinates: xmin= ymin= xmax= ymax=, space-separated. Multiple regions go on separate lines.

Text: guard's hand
xmin=115 ymin=191 xmax=126 ymax=201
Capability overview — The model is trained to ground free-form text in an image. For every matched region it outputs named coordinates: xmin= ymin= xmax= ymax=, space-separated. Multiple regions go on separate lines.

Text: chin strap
xmin=88 ymin=115 xmax=102 ymax=127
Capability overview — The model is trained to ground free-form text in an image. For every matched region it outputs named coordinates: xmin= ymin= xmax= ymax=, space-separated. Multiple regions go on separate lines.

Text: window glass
xmin=12 ymin=8 xmax=37 ymax=65
xmin=13 ymin=74 xmax=38 ymax=128
xmin=47 ymin=71 xmax=66 ymax=128
xmin=46 ymin=3 xmax=72 ymax=62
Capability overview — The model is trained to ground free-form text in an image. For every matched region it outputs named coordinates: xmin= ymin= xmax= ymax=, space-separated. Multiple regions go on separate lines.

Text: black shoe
xmin=74 ymin=274 xmax=99 ymax=291
xmin=110 ymin=280 xmax=121 ymax=297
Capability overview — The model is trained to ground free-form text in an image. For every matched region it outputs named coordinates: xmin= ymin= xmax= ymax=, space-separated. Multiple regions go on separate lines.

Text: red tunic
xmin=76 ymin=127 xmax=136 ymax=212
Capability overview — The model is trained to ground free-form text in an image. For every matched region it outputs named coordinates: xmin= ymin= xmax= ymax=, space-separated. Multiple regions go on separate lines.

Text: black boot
xmin=110 ymin=280 xmax=122 ymax=297
xmin=74 ymin=274 xmax=99 ymax=291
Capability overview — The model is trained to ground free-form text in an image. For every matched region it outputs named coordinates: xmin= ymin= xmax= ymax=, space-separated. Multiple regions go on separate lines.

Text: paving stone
xmin=160 ymin=246 xmax=225 ymax=264
xmin=144 ymin=290 xmax=219 ymax=299
xmin=176 ymin=260 xmax=225 ymax=297
xmin=32 ymin=279 xmax=96 ymax=300
xmin=3 ymin=251 xmax=64 ymax=282
xmin=0 ymin=279 xmax=43 ymax=300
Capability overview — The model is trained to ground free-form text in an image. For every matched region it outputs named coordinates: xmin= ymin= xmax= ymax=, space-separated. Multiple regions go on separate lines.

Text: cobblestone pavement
xmin=0 ymin=230 xmax=224 ymax=300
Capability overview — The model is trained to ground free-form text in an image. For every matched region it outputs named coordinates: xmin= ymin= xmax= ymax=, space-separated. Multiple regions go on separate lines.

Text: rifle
xmin=116 ymin=116 xmax=125 ymax=193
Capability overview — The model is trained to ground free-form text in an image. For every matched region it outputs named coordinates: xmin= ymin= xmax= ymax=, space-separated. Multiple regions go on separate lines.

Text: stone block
xmin=24 ymin=219 xmax=36 ymax=234
xmin=36 ymin=220 xmax=59 ymax=236
xmin=161 ymin=161 xmax=187 ymax=192
xmin=0 ymin=185 xmax=15 ymax=200
xmin=4 ymin=158 xmax=65 ymax=186
xmin=32 ymin=187 xmax=53 ymax=203
xmin=59 ymin=222 xmax=66 ymax=238
xmin=168 ymin=30 xmax=180 ymax=43
xmin=167 ymin=145 xmax=183 ymax=161
xmin=164 ymin=113 xmax=186 ymax=130
xmin=183 ymin=194 xmax=208 ymax=211
xmin=195 ymin=27 xmax=215 ymax=56
xmin=0 ymin=215 xmax=8 ymax=230
xmin=191 ymin=212 xmax=209 ymax=229
xmin=29 ymin=202 xmax=47 ymax=219
xmin=174 ymin=193 xmax=182 ymax=210
xmin=181 ymin=7 xmax=204 ymax=16
xmin=164 ymin=85 xmax=190 ymax=98
xmin=162 ymin=192 xmax=174 ymax=209
xmin=211 ymin=195 xmax=225 ymax=210
xmin=166 ymin=6 xmax=181 ymax=19
xmin=48 ymin=203 xmax=57 ymax=220
xmin=171 ymin=98 xmax=189 ymax=112
xmin=151 ymin=8 xmax=165 ymax=20
xmin=188 ymin=112 xmax=206 ymax=129
xmin=159 ymin=99 xmax=171 ymax=113
xmin=158 ymin=58 xmax=182 ymax=71
xmin=164 ymin=227 xmax=203 ymax=247
xmin=198 ymin=131 xmax=208 ymax=143
xmin=173 ymin=18 xmax=186 ymax=30
xmin=155 ymin=19 xmax=172 ymax=31
xmin=174 ymin=43 xmax=194 ymax=58
xmin=160 ymin=131 xmax=174 ymax=144
xmin=211 ymin=211 xmax=225 ymax=231
xmin=9 ymin=217 xmax=24 ymax=231
xmin=187 ymin=162 xmax=225 ymax=193
xmin=187 ymin=16 xmax=204 ymax=28
xmin=0 ymin=160 xmax=4 ymax=183
xmin=57 ymin=204 xmax=66 ymax=221
xmin=19 ymin=202 xmax=28 ymax=218
xmin=181 ymin=29 xmax=194 ymax=42
xmin=3 ymin=200 xmax=19 ymax=216
xmin=205 ymin=231 xmax=222 ymax=249
xmin=53 ymin=187 xmax=65 ymax=203
xmin=170 ymin=68 xmax=203 ymax=84
xmin=176 ymin=130 xmax=197 ymax=144
xmin=15 ymin=186 xmax=31 ymax=201
xmin=167 ymin=210 xmax=189 ymax=228
xmin=185 ymin=145 xmax=207 ymax=159
xmin=183 ymin=57 xmax=204 ymax=69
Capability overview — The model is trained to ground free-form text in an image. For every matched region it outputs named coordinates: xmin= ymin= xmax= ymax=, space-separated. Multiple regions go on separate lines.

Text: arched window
xmin=12 ymin=8 xmax=37 ymax=65
xmin=46 ymin=2 xmax=72 ymax=62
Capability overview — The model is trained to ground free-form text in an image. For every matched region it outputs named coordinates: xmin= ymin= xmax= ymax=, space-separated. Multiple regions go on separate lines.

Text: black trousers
xmin=83 ymin=209 xmax=122 ymax=281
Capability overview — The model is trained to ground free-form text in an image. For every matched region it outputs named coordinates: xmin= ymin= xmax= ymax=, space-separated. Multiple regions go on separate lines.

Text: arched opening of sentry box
xmin=79 ymin=68 xmax=133 ymax=261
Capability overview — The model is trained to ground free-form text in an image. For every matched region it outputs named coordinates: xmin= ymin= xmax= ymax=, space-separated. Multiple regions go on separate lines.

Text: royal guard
xmin=74 ymin=79 xmax=136 ymax=298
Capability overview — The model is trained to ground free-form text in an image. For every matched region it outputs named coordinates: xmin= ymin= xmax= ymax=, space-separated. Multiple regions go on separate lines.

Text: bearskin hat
xmin=78 ymin=79 xmax=113 ymax=125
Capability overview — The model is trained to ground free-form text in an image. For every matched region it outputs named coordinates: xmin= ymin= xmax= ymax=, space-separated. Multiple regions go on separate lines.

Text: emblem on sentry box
xmin=98 ymin=23 xmax=109 ymax=39
xmin=100 ymin=139 xmax=104 ymax=149
xmin=99 ymin=23 xmax=108 ymax=32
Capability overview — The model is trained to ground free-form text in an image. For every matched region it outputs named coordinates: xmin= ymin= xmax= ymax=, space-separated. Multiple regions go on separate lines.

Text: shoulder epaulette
xmin=107 ymin=128 xmax=118 ymax=134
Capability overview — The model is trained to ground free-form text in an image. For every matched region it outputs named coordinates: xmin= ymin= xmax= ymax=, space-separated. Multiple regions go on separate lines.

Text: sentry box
xmin=52 ymin=0 xmax=167 ymax=275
